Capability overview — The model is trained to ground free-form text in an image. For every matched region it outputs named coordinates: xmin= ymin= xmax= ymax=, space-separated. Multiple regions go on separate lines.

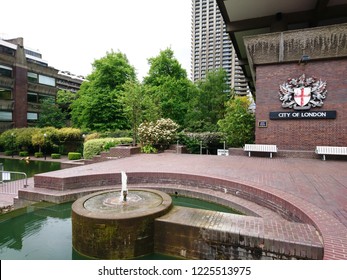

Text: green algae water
xmin=0 ymin=197 xmax=240 ymax=260
xmin=0 ymin=158 xmax=61 ymax=177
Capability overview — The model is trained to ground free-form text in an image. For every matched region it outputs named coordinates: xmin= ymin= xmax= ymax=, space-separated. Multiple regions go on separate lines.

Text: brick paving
xmin=1 ymin=153 xmax=347 ymax=259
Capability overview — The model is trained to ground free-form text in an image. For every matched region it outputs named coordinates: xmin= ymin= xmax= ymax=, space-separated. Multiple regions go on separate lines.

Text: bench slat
xmin=244 ymin=144 xmax=277 ymax=158
xmin=315 ymin=146 xmax=347 ymax=160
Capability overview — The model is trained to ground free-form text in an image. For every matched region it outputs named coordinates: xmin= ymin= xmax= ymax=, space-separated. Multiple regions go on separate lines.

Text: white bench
xmin=244 ymin=144 xmax=278 ymax=158
xmin=315 ymin=146 xmax=347 ymax=160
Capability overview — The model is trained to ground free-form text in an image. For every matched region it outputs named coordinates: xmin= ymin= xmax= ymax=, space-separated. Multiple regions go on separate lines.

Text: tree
xmin=122 ymin=81 xmax=155 ymax=145
xmin=56 ymin=89 xmax=77 ymax=123
xmin=186 ymin=68 xmax=230 ymax=131
xmin=143 ymin=48 xmax=193 ymax=126
xmin=37 ymin=98 xmax=67 ymax=128
xmin=217 ymin=96 xmax=255 ymax=147
xmin=70 ymin=50 xmax=136 ymax=131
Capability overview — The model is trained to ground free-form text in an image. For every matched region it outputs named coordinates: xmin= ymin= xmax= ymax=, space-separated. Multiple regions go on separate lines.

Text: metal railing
xmin=0 ymin=171 xmax=28 ymax=194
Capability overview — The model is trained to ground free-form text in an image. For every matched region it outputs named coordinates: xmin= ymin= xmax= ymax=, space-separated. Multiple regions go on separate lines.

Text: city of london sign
xmin=278 ymin=74 xmax=327 ymax=110
xmin=270 ymin=74 xmax=336 ymax=120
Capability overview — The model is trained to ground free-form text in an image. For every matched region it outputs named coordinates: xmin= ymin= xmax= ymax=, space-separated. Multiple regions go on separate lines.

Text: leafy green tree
xmin=217 ymin=96 xmax=255 ymax=147
xmin=186 ymin=68 xmax=230 ymax=131
xmin=121 ymin=81 xmax=159 ymax=145
xmin=56 ymin=89 xmax=77 ymax=123
xmin=70 ymin=50 xmax=136 ymax=131
xmin=143 ymin=48 xmax=193 ymax=126
xmin=36 ymin=99 xmax=67 ymax=128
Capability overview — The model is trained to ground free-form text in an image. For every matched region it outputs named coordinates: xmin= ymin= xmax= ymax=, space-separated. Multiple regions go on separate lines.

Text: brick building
xmin=0 ymin=37 xmax=84 ymax=132
xmin=217 ymin=0 xmax=347 ymax=150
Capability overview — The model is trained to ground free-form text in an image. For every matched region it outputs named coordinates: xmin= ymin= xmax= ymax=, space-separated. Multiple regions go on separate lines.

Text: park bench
xmin=244 ymin=144 xmax=278 ymax=158
xmin=315 ymin=146 xmax=347 ymax=160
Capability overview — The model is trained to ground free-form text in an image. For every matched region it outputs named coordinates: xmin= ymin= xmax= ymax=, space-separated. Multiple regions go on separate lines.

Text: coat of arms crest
xmin=278 ymin=74 xmax=327 ymax=110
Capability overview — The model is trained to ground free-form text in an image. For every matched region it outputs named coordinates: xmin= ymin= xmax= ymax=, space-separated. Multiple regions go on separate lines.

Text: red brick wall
xmin=13 ymin=65 xmax=28 ymax=128
xmin=255 ymin=59 xmax=347 ymax=150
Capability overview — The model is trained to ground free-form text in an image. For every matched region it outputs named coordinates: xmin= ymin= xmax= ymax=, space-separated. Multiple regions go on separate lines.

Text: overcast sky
xmin=1 ymin=0 xmax=191 ymax=80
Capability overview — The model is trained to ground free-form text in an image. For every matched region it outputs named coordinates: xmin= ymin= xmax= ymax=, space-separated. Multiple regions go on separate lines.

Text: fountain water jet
xmin=121 ymin=171 xmax=128 ymax=202
xmin=71 ymin=172 xmax=173 ymax=259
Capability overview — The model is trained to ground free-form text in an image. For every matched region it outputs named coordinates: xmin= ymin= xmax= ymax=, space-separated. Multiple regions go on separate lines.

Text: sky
xmin=0 ymin=0 xmax=192 ymax=80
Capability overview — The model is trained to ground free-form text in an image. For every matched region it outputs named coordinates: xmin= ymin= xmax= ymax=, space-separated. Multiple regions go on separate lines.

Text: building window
xmin=0 ymin=111 xmax=12 ymax=121
xmin=38 ymin=75 xmax=55 ymax=87
xmin=38 ymin=94 xmax=54 ymax=103
xmin=0 ymin=45 xmax=15 ymax=56
xmin=27 ymin=92 xmax=38 ymax=103
xmin=28 ymin=72 xmax=38 ymax=83
xmin=0 ymin=88 xmax=12 ymax=100
xmin=27 ymin=112 xmax=38 ymax=121
xmin=0 ymin=65 xmax=12 ymax=78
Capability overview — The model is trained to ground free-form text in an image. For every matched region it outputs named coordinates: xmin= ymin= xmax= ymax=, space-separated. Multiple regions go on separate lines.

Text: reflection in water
xmin=0 ymin=158 xmax=61 ymax=178
xmin=0 ymin=203 xmax=72 ymax=260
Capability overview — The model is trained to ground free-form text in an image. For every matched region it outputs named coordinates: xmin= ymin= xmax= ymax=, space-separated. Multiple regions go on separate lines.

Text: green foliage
xmin=4 ymin=150 xmax=13 ymax=156
xmin=218 ymin=97 xmax=255 ymax=147
xmin=68 ymin=152 xmax=82 ymax=160
xmin=31 ymin=127 xmax=59 ymax=153
xmin=36 ymin=98 xmax=67 ymax=128
xmin=57 ymin=127 xmax=82 ymax=143
xmin=185 ymin=68 xmax=230 ymax=131
xmin=51 ymin=153 xmax=61 ymax=159
xmin=144 ymin=48 xmax=187 ymax=85
xmin=19 ymin=151 xmax=29 ymax=157
xmin=0 ymin=127 xmax=82 ymax=155
xmin=0 ymin=127 xmax=39 ymax=152
xmin=138 ymin=118 xmax=179 ymax=150
xmin=56 ymin=90 xmax=76 ymax=105
xmin=84 ymin=133 xmax=100 ymax=142
xmin=71 ymin=50 xmax=136 ymax=131
xmin=141 ymin=144 xmax=157 ymax=154
xmin=178 ymin=132 xmax=225 ymax=154
xmin=83 ymin=137 xmax=133 ymax=159
xmin=143 ymin=48 xmax=194 ymax=126
xmin=35 ymin=152 xmax=43 ymax=158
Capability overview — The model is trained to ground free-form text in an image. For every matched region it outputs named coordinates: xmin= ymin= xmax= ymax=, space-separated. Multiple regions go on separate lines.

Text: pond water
xmin=0 ymin=196 xmax=240 ymax=260
xmin=0 ymin=158 xmax=61 ymax=177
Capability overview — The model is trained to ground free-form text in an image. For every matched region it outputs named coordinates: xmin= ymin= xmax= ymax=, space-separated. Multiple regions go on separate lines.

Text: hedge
xmin=68 ymin=152 xmax=82 ymax=160
xmin=83 ymin=137 xmax=133 ymax=159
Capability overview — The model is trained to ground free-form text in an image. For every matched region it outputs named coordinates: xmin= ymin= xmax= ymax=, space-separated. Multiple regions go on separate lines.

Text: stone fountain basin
xmin=71 ymin=188 xmax=173 ymax=259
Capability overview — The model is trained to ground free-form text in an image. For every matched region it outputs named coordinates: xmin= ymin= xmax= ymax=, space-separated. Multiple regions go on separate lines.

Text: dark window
xmin=0 ymin=65 xmax=12 ymax=78
xmin=27 ymin=92 xmax=38 ymax=103
xmin=0 ymin=88 xmax=12 ymax=100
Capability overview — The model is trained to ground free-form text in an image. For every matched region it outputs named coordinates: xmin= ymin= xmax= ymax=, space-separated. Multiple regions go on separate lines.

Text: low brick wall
xmin=155 ymin=206 xmax=323 ymax=260
xmin=26 ymin=170 xmax=346 ymax=259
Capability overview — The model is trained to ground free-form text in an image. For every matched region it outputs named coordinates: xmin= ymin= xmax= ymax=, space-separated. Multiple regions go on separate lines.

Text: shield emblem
xmin=294 ymin=87 xmax=311 ymax=107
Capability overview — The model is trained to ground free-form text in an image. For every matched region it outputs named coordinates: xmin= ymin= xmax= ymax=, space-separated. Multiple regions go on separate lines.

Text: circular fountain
xmin=72 ymin=186 xmax=173 ymax=259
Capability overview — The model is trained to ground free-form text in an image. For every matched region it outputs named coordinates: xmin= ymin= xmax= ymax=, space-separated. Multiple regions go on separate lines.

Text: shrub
xmin=141 ymin=144 xmax=157 ymax=154
xmin=35 ymin=152 xmax=43 ymax=158
xmin=19 ymin=151 xmax=29 ymax=157
xmin=51 ymin=153 xmax=61 ymax=159
xmin=178 ymin=131 xmax=225 ymax=154
xmin=4 ymin=150 xmax=13 ymax=156
xmin=68 ymin=152 xmax=82 ymax=160
xmin=138 ymin=118 xmax=179 ymax=150
xmin=83 ymin=137 xmax=133 ymax=159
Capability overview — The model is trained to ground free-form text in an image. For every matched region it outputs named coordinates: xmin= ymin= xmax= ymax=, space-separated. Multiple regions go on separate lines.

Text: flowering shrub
xmin=138 ymin=118 xmax=179 ymax=151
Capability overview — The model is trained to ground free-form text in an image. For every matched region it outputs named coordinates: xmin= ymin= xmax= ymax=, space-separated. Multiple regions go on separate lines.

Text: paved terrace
xmin=2 ymin=153 xmax=347 ymax=259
